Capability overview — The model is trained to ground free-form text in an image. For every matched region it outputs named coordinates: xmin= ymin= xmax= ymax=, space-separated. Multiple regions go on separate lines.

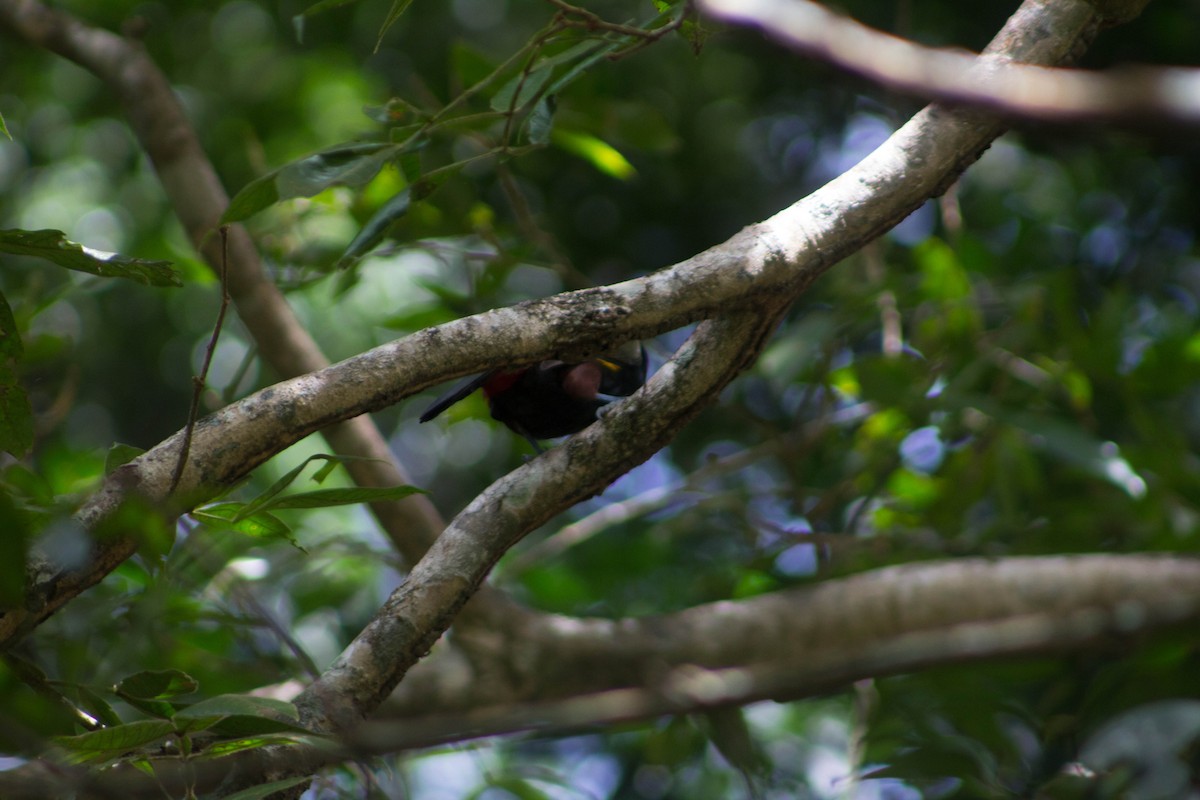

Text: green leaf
xmin=192 ymin=504 xmax=294 ymax=542
xmin=115 ymin=669 xmax=199 ymax=701
xmin=2 ymin=651 xmax=48 ymax=687
xmin=53 ymin=719 xmax=177 ymax=763
xmin=172 ymin=697 xmax=308 ymax=741
xmin=526 ymin=96 xmax=557 ymax=145
xmin=398 ymin=148 xmax=422 ymax=183
xmin=0 ymin=112 xmax=9 ymax=139
xmin=375 ymin=0 xmax=416 ymax=51
xmin=222 ymin=174 xmax=280 ymax=224
xmin=105 ymin=443 xmax=145 ymax=475
xmin=311 ymin=458 xmax=340 ymax=483
xmin=542 ymin=40 xmax=621 ymax=97
xmin=228 ymin=452 xmax=355 ymax=520
xmin=703 ymin=707 xmax=769 ymax=779
xmin=529 ymin=40 xmax=611 ymax=83
xmin=176 ymin=694 xmax=299 ymax=721
xmin=275 ymin=144 xmax=394 ymax=198
xmin=337 ymin=187 xmax=412 ymax=268
xmin=0 ymin=229 xmax=180 ymax=287
xmin=252 ymin=484 xmax=427 ymax=512
xmin=223 ymin=143 xmax=396 ymax=223
xmin=217 ymin=775 xmax=313 ymax=800
xmin=491 ymin=63 xmax=556 ymax=113
xmin=208 ymin=715 xmax=313 ymax=737
xmin=365 ymin=97 xmax=428 ymax=126
xmin=552 ymin=129 xmax=637 ymax=180
xmin=76 ymin=685 xmax=125 ymax=728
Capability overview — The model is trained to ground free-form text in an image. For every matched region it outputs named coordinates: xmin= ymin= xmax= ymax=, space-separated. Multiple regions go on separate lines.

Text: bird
xmin=419 ymin=342 xmax=647 ymax=451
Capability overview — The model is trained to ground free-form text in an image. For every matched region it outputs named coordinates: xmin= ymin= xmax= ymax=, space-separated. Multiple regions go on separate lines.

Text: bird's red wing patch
xmin=481 ymin=369 xmax=524 ymax=398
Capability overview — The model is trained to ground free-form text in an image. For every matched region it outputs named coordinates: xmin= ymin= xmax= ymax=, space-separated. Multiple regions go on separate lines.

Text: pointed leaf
xmin=253 ymin=484 xmax=427 ymax=513
xmin=230 ymin=453 xmax=353 ymax=520
xmin=0 ymin=229 xmax=180 ymax=287
xmin=337 ymin=187 xmax=411 ymax=268
xmin=176 ymin=695 xmax=299 ymax=721
xmin=76 ymin=685 xmax=125 ymax=728
xmin=53 ymin=719 xmax=177 ymax=763
xmin=375 ymin=0 xmax=416 ymax=51
xmin=115 ymin=669 xmax=199 ymax=701
xmin=491 ymin=64 xmax=556 ymax=113
xmin=209 ymin=715 xmax=313 ymax=737
xmin=223 ymin=143 xmax=396 ymax=223
xmin=216 ymin=775 xmax=313 ymax=800
xmin=526 ymin=96 xmax=557 ymax=145
xmin=275 ymin=143 xmax=394 ymax=198
xmin=542 ymin=40 xmax=621 ymax=97
xmin=192 ymin=504 xmax=294 ymax=541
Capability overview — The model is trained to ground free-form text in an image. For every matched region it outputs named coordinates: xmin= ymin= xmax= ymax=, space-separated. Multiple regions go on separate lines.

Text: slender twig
xmin=546 ymin=0 xmax=687 ymax=44
xmin=169 ymin=227 xmax=232 ymax=496
xmin=499 ymin=20 xmax=567 ymax=148
xmin=424 ymin=20 xmax=560 ymax=129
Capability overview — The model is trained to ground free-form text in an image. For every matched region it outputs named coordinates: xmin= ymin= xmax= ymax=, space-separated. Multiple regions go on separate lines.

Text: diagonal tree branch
xmin=293 ymin=308 xmax=790 ymax=730
xmin=0 ymin=0 xmax=1106 ymax=650
xmin=290 ymin=0 xmax=1113 ymax=734
xmin=702 ymin=0 xmax=1200 ymax=129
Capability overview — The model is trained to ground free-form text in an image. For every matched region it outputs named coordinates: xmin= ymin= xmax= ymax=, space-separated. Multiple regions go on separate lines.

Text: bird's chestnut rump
xmin=419 ymin=342 xmax=647 ymax=451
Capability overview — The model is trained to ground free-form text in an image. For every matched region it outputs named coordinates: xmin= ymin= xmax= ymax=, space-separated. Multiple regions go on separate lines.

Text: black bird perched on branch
xmin=419 ymin=342 xmax=647 ymax=451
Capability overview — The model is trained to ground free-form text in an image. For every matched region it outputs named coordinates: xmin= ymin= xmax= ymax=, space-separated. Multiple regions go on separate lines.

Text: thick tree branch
xmin=701 ymin=0 xmax=1200 ymax=130
xmin=446 ymin=554 xmax=1200 ymax=710
xmin=367 ymin=553 xmax=1200 ymax=744
xmin=0 ymin=0 xmax=1100 ymax=646
xmin=293 ymin=309 xmax=788 ymax=730
xmin=2 ymin=554 xmax=1196 ymax=799
xmin=290 ymin=0 xmax=1110 ymax=738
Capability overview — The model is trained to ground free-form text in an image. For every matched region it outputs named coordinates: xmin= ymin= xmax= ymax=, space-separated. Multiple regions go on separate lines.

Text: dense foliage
xmin=1 ymin=0 xmax=1199 ymax=797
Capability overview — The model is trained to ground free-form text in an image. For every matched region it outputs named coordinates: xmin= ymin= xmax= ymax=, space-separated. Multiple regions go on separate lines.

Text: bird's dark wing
xmin=418 ymin=371 xmax=496 ymax=423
